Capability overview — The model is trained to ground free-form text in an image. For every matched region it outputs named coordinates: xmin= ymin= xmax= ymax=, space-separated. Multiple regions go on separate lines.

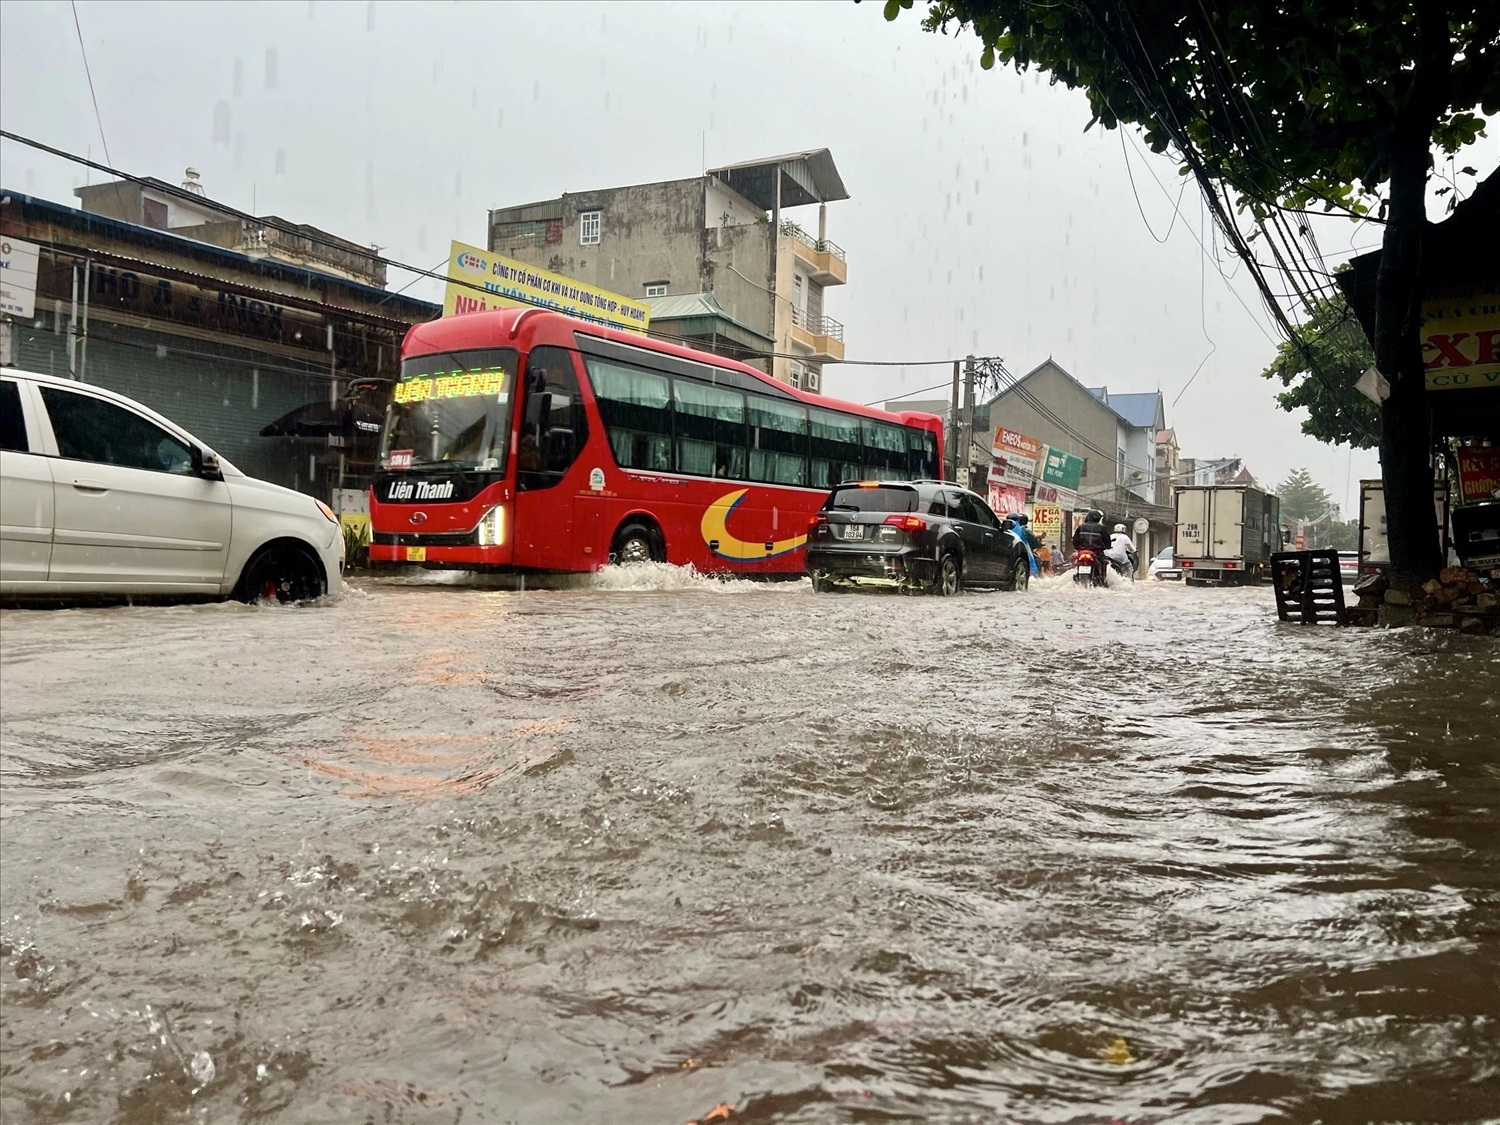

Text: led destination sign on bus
xmin=392 ymin=369 xmax=507 ymax=405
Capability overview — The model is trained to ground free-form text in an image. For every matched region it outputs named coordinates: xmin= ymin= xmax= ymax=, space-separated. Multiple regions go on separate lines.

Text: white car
xmin=1 ymin=368 xmax=342 ymax=603
xmin=1149 ymin=546 xmax=1183 ymax=580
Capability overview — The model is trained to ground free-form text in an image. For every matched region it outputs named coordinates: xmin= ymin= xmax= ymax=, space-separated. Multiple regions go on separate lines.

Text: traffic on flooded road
xmin=3 ymin=572 xmax=1496 ymax=1123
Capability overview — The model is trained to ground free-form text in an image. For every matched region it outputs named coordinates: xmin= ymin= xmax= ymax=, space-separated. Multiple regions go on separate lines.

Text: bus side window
xmin=518 ymin=346 xmax=589 ymax=491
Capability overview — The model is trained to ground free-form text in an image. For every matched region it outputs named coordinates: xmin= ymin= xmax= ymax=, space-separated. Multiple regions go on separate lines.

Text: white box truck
xmin=1175 ymin=484 xmax=1281 ymax=586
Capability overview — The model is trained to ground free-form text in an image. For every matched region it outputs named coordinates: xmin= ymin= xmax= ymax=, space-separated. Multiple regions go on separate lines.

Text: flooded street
xmin=2 ymin=573 xmax=1498 ymax=1124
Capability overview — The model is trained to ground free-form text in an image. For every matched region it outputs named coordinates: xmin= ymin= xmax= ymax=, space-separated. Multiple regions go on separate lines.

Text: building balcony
xmin=781 ymin=221 xmax=847 ymax=285
xmin=790 ymin=308 xmax=845 ymax=362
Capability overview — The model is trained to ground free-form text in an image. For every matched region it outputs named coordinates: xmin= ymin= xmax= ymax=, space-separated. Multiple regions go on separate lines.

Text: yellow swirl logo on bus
xmin=700 ymin=489 xmax=807 ymax=562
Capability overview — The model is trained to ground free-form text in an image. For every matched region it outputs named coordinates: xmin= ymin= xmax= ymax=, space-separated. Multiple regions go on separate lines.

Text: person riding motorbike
xmin=1106 ymin=523 xmax=1138 ymax=578
xmin=1008 ymin=513 xmax=1042 ymax=577
xmin=1071 ymin=510 xmax=1109 ymax=584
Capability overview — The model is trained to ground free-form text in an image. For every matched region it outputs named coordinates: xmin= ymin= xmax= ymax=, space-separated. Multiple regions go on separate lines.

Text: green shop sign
xmin=1039 ymin=446 xmax=1085 ymax=490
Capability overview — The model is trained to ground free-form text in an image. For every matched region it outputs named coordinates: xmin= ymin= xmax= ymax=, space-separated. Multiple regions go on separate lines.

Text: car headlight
xmin=315 ymin=500 xmax=338 ymax=524
xmin=477 ymin=505 xmax=505 ymax=546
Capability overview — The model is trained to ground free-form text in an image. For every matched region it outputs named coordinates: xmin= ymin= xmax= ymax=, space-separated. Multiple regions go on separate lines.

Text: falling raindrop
xmin=417 ymin=224 xmax=428 ymax=251
xmin=366 ymin=1 xmax=375 ymax=31
xmin=471 ymin=88 xmax=478 ymax=108
xmin=212 ymin=101 xmax=231 ymax=145
xmin=233 ymin=58 xmax=244 ymax=96
xmin=497 ymin=107 xmax=505 ymax=128
xmin=978 ymin=264 xmax=984 ymax=281
xmin=265 ymin=48 xmax=278 ymax=89
xmin=274 ymin=149 xmax=286 ymax=175
xmin=533 ymin=80 xmax=540 ymax=101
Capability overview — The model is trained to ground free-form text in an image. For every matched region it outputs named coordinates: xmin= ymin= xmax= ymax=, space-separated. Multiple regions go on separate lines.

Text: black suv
xmin=805 ymin=481 xmax=1030 ymax=594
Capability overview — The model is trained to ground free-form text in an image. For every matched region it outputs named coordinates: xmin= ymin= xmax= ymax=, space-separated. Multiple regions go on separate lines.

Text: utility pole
xmin=961 ymin=354 xmax=976 ymax=491
xmin=948 ymin=359 xmax=960 ymax=481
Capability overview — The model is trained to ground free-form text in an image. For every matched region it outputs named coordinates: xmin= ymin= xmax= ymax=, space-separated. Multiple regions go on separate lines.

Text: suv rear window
xmin=826 ymin=485 xmax=917 ymax=513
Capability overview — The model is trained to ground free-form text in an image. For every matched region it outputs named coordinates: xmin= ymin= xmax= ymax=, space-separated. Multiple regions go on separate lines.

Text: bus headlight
xmin=477 ymin=505 xmax=506 ymax=546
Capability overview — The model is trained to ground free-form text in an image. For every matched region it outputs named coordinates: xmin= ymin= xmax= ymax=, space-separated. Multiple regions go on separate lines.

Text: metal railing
xmin=792 ymin=307 xmax=845 ymax=342
xmin=779 ymin=220 xmax=846 ymax=262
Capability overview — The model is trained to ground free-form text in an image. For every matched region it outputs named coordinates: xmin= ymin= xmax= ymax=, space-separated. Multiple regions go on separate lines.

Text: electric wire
xmin=69 ymin=1 xmax=113 ymax=169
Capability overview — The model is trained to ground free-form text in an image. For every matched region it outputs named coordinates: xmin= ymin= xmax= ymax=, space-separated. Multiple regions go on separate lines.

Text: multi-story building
xmin=1156 ymin=427 xmax=1180 ymax=501
xmin=487 ymin=149 xmax=848 ymax=390
xmin=1 ymin=171 xmax=437 ymax=500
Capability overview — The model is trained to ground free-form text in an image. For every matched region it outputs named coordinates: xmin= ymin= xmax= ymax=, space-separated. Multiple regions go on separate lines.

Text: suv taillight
xmin=809 ymin=513 xmax=829 ymax=532
xmin=883 ymin=514 xmax=927 ymax=532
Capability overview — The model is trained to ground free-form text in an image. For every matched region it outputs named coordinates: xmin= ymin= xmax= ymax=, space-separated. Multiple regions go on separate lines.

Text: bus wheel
xmin=610 ymin=522 xmax=661 ymax=565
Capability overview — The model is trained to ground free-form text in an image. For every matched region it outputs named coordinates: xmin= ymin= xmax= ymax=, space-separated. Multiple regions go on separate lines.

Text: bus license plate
xmin=841 ymin=525 xmax=864 ymax=540
xmin=406 ymin=547 xmax=427 ymax=562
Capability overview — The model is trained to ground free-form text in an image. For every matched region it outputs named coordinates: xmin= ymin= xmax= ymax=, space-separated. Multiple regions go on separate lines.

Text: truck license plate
xmin=406 ymin=547 xmax=427 ymax=562
xmin=841 ymin=525 xmax=864 ymax=540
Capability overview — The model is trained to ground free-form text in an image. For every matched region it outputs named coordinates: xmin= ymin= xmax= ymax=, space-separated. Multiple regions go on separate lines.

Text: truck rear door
xmin=1209 ymin=490 xmax=1244 ymax=561
xmin=1176 ymin=488 xmax=1209 ymax=560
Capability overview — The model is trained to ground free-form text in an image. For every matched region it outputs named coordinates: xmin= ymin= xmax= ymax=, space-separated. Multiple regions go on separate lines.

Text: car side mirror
xmin=193 ymin=446 xmax=224 ymax=481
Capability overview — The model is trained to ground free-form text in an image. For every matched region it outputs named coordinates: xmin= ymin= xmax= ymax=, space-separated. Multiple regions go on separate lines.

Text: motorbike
xmin=1107 ymin=551 xmax=1139 ymax=583
xmin=1072 ymin=547 xmax=1107 ymax=587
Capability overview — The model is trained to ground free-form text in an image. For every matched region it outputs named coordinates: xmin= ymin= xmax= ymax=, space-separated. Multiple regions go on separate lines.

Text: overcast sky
xmin=3 ymin=1 xmax=1494 ymax=515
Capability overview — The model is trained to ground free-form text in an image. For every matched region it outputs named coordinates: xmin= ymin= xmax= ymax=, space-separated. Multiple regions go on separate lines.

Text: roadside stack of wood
xmin=1353 ymin=567 xmax=1500 ymax=633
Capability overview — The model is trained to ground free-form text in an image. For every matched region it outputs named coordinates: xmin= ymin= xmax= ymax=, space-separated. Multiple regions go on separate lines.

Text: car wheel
xmin=934 ymin=553 xmax=961 ymax=596
xmin=610 ymin=522 xmax=661 ymax=565
xmin=234 ymin=544 xmax=326 ymax=604
xmin=1011 ymin=558 xmax=1030 ymax=591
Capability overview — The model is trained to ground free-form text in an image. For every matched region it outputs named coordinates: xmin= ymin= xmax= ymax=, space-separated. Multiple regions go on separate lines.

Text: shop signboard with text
xmin=1456 ymin=447 xmax=1500 ymax=503
xmin=990 ymin=427 xmax=1039 ymax=488
xmin=1031 ymin=504 xmax=1063 ymax=543
xmin=1039 ymin=444 xmax=1086 ymax=491
xmin=443 ymin=239 xmax=649 ymax=333
xmin=1422 ymin=293 xmax=1499 ymax=391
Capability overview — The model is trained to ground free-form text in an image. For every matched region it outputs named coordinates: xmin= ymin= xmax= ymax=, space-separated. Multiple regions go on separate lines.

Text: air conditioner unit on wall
xmin=804 ymin=368 xmax=821 ymax=393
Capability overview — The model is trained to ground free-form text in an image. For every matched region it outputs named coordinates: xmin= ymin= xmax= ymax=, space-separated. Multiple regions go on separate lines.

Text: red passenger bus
xmin=368 ymin=308 xmax=945 ymax=576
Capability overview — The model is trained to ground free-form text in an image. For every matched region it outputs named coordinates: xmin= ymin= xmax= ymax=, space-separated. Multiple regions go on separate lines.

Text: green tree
xmin=1278 ymin=467 xmax=1333 ymax=522
xmin=1262 ymin=295 xmax=1378 ymax=450
xmin=1327 ymin=519 xmax=1360 ymax=552
xmin=879 ymin=0 xmax=1499 ymax=589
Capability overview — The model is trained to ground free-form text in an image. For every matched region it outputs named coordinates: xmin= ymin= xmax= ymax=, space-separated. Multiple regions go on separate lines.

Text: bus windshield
xmin=381 ymin=347 xmax=518 ymax=470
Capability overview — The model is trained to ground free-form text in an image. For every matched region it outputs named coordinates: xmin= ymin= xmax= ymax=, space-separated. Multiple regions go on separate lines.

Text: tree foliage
xmin=880 ymin=0 xmax=1497 ymax=220
xmin=1277 ymin=467 xmax=1333 ymax=522
xmin=878 ymin=0 xmax=1498 ymax=586
xmin=1261 ymin=294 xmax=1378 ymax=449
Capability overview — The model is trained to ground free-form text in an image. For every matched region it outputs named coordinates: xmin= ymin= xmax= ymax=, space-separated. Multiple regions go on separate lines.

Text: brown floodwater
xmin=1 ymin=570 xmax=1497 ymax=1123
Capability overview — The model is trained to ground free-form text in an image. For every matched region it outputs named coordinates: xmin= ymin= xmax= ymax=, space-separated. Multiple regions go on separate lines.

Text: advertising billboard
xmin=443 ymin=239 xmax=650 ymax=333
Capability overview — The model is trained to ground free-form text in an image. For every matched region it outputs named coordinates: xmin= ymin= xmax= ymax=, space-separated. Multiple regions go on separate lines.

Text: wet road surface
xmin=2 ymin=571 xmax=1498 ymax=1124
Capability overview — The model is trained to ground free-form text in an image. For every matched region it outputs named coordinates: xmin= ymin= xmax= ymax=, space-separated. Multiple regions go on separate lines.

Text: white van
xmin=1 ymin=368 xmax=342 ymax=602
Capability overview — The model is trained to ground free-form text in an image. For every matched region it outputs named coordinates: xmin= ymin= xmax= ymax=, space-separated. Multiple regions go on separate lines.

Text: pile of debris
xmin=1354 ymin=567 xmax=1500 ymax=633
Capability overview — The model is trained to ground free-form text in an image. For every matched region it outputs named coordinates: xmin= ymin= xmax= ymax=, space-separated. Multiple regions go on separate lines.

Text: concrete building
xmin=1086 ymin=387 xmax=1166 ymax=506
xmin=488 ymin=150 xmax=848 ymax=390
xmin=1156 ymin=428 xmax=1180 ymax=502
xmin=1 ymin=175 xmax=437 ymax=501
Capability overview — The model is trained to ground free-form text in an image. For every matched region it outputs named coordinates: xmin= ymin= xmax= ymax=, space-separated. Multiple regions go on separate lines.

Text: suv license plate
xmin=841 ymin=525 xmax=864 ymax=541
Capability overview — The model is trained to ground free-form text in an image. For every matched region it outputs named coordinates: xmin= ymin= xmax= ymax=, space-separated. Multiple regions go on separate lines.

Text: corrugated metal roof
xmin=708 ymin=149 xmax=848 ymax=209
xmin=1104 ymin=391 xmax=1164 ymax=429
xmin=4 ymin=190 xmax=440 ymax=318
xmin=646 ymin=291 xmax=774 ymax=348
